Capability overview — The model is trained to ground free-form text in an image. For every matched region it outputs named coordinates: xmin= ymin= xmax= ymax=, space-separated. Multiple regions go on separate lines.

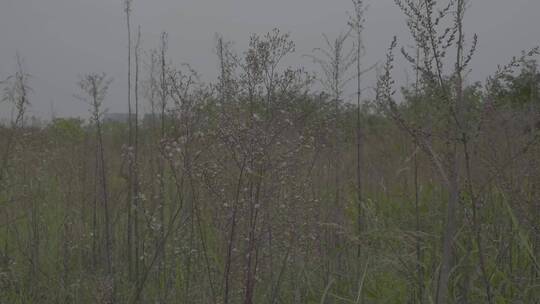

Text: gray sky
xmin=1 ymin=0 xmax=539 ymax=119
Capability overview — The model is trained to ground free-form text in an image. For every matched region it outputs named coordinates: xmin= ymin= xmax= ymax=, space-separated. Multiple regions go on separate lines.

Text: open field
xmin=1 ymin=0 xmax=539 ymax=303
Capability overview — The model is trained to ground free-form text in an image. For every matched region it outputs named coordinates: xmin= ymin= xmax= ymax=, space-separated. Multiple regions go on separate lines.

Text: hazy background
xmin=1 ymin=0 xmax=539 ymax=119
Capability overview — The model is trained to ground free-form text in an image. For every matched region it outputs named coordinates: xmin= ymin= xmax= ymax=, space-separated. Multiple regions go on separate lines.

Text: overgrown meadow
xmin=0 ymin=1 xmax=539 ymax=303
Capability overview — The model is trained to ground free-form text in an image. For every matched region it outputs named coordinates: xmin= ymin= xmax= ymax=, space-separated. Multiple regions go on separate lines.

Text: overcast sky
xmin=1 ymin=0 xmax=539 ymax=119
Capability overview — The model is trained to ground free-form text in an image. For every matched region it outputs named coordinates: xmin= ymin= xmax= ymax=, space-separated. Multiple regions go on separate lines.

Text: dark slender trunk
xmin=414 ymin=46 xmax=424 ymax=303
xmin=463 ymin=137 xmax=494 ymax=304
xmin=125 ymin=0 xmax=134 ymax=280
xmin=355 ymin=26 xmax=364 ymax=259
xmin=158 ymin=32 xmax=168 ymax=301
xmin=224 ymin=161 xmax=246 ymax=304
xmin=97 ymin=119 xmax=112 ymax=276
xmin=414 ymin=141 xmax=424 ymax=302
xmin=133 ymin=25 xmax=141 ymax=283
